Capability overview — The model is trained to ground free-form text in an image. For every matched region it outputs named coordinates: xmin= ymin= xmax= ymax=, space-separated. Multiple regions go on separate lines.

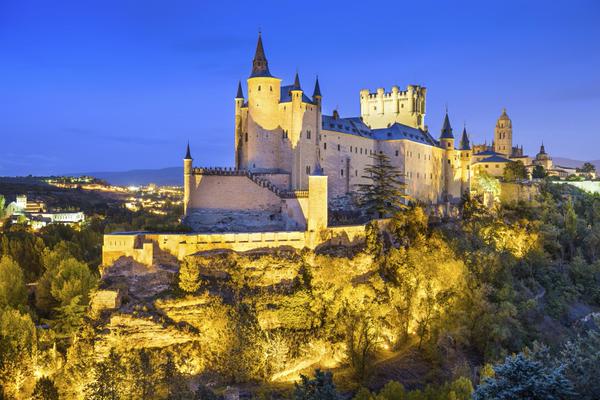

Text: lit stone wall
xmin=101 ymin=223 xmax=368 ymax=267
xmin=188 ymin=175 xmax=281 ymax=212
xmin=320 ymin=129 xmax=377 ymax=198
xmin=359 ymin=86 xmax=427 ymax=130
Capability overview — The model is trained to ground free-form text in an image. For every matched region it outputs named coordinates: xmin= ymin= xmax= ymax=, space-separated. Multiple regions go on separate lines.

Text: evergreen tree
xmin=178 ymin=257 xmax=201 ymax=293
xmin=357 ymin=153 xmax=408 ymax=218
xmin=85 ymin=350 xmax=124 ymax=400
xmin=472 ymin=353 xmax=575 ymax=400
xmin=532 ymin=165 xmax=547 ymax=179
xmin=31 ymin=376 xmax=59 ymax=400
xmin=294 ymin=369 xmax=339 ymax=400
xmin=0 ymin=256 xmax=27 ymax=310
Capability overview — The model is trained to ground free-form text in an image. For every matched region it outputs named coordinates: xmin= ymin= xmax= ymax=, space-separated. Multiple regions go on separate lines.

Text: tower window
xmin=245 ymin=132 xmax=248 ymax=142
xmin=355 ymin=170 xmax=358 ymax=176
xmin=258 ymin=85 xmax=261 ymax=91
xmin=307 ymin=130 xmax=311 ymax=139
xmin=395 ymin=150 xmax=399 ymax=156
xmin=270 ymin=86 xmax=272 ymax=91
xmin=306 ymin=166 xmax=311 ymax=174
xmin=324 ymin=143 xmax=327 ymax=150
xmin=341 ymin=169 xmax=344 ymax=177
xmin=337 ymin=144 xmax=340 ymax=151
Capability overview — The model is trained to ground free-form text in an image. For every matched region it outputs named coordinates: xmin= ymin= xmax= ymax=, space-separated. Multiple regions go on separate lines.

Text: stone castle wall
xmin=102 ymin=224 xmax=367 ymax=267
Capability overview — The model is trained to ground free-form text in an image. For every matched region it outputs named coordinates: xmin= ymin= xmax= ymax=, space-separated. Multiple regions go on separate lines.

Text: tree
xmin=179 ymin=257 xmax=201 ymax=293
xmin=49 ymin=257 xmax=97 ymax=307
xmin=559 ymin=326 xmax=600 ymax=400
xmin=472 ymin=353 xmax=575 ymax=400
xmin=0 ymin=256 xmax=27 ymax=310
xmin=0 ymin=196 xmax=6 ymax=219
xmin=342 ymin=306 xmax=378 ymax=382
xmin=503 ymin=160 xmax=528 ymax=182
xmin=294 ymin=369 xmax=339 ymax=400
xmin=85 ymin=350 xmax=124 ymax=400
xmin=532 ymin=165 xmax=547 ymax=179
xmin=32 ymin=377 xmax=59 ymax=400
xmin=0 ymin=308 xmax=36 ymax=398
xmin=578 ymin=162 xmax=596 ymax=173
xmin=357 ymin=153 xmax=409 ymax=218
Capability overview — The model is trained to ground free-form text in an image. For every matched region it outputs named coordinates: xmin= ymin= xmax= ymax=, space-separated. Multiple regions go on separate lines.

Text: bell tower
xmin=494 ymin=108 xmax=513 ymax=157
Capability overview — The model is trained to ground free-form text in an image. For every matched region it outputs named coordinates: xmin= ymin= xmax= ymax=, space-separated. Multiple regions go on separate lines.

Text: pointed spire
xmin=459 ymin=125 xmax=471 ymax=150
xmin=540 ymin=142 xmax=546 ymax=154
xmin=292 ymin=71 xmax=301 ymax=90
xmin=440 ymin=111 xmax=454 ymax=139
xmin=184 ymin=141 xmax=192 ymax=160
xmin=235 ymin=81 xmax=244 ymax=99
xmin=250 ymin=32 xmax=272 ymax=78
xmin=312 ymin=76 xmax=322 ymax=98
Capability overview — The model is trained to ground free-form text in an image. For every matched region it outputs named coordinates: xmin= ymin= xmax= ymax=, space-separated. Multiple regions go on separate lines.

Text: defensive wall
xmin=102 ymin=224 xmax=367 ymax=268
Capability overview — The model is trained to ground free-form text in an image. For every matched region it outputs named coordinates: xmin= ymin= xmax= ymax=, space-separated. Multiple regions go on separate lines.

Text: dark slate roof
xmin=293 ymin=72 xmax=301 ymax=89
xmin=475 ymin=155 xmax=512 ymax=164
xmin=322 ymin=115 xmax=372 ymax=137
xmin=459 ymin=127 xmax=471 ymax=150
xmin=312 ymin=76 xmax=321 ymax=98
xmin=321 ymin=116 xmax=438 ymax=146
xmin=235 ymin=81 xmax=244 ymax=99
xmin=184 ymin=142 xmax=192 ymax=159
xmin=280 ymin=85 xmax=314 ymax=104
xmin=440 ymin=112 xmax=454 ymax=139
xmin=474 ymin=149 xmax=500 ymax=156
xmin=250 ymin=33 xmax=273 ymax=78
xmin=372 ymin=123 xmax=438 ymax=146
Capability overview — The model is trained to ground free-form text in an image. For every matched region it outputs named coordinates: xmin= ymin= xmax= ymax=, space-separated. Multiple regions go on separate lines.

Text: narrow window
xmin=245 ymin=132 xmax=248 ymax=142
xmin=395 ymin=150 xmax=399 ymax=156
xmin=337 ymin=144 xmax=340 ymax=151
xmin=341 ymin=169 xmax=344 ymax=177
xmin=324 ymin=142 xmax=327 ymax=150
xmin=258 ymin=85 xmax=261 ymax=91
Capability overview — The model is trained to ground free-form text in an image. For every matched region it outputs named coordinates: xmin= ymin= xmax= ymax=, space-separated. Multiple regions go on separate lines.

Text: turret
xmin=439 ymin=111 xmax=454 ymax=149
xmin=183 ymin=142 xmax=193 ymax=216
xmin=234 ymin=81 xmax=244 ymax=169
xmin=312 ymin=76 xmax=322 ymax=108
xmin=459 ymin=125 xmax=471 ymax=150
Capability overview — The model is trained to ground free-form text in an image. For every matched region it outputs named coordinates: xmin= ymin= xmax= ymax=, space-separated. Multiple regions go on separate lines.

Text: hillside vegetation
xmin=0 ymin=181 xmax=599 ymax=399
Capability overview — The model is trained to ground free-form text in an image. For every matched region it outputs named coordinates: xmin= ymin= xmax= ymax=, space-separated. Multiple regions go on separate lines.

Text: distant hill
xmin=73 ymin=167 xmax=183 ymax=186
xmin=553 ymin=157 xmax=600 ymax=170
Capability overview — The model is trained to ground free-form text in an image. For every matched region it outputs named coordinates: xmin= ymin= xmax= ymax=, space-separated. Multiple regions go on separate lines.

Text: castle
xmin=103 ymin=33 xmax=553 ymax=266
xmin=182 ymin=33 xmax=550 ymax=232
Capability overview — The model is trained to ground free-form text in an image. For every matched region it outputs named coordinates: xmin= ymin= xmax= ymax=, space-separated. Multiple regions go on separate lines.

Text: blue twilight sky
xmin=0 ymin=0 xmax=599 ymax=176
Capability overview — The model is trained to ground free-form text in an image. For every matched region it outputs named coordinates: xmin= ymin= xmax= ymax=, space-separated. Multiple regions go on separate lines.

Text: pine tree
xmin=178 ymin=258 xmax=201 ymax=293
xmin=357 ymin=153 xmax=408 ymax=218
xmin=472 ymin=353 xmax=575 ymax=400
xmin=294 ymin=369 xmax=339 ymax=400
xmin=31 ymin=377 xmax=59 ymax=400
xmin=85 ymin=350 xmax=124 ymax=400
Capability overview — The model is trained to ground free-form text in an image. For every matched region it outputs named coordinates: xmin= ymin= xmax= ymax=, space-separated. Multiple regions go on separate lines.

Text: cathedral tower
xmin=234 ymin=81 xmax=245 ymax=170
xmin=494 ymin=108 xmax=512 ymax=157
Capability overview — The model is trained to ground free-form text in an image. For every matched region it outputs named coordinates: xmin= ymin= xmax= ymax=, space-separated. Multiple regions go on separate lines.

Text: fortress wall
xmin=101 ymin=224 xmax=368 ymax=267
xmin=500 ymin=182 xmax=540 ymax=203
xmin=258 ymin=173 xmax=290 ymax=190
xmin=188 ymin=175 xmax=281 ymax=211
xmin=282 ymin=197 xmax=308 ymax=230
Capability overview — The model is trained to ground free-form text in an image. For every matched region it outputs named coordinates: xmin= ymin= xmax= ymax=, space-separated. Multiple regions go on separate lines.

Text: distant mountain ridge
xmin=553 ymin=157 xmax=600 ymax=170
xmin=71 ymin=157 xmax=600 ymax=187
xmin=72 ymin=167 xmax=183 ymax=186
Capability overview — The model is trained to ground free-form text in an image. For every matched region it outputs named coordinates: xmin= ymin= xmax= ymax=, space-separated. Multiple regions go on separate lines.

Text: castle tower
xmin=494 ymin=108 xmax=512 ymax=157
xmin=312 ymin=76 xmax=323 ymax=174
xmin=183 ymin=142 xmax=193 ymax=216
xmin=290 ymin=72 xmax=304 ymax=188
xmin=245 ymin=32 xmax=282 ymax=172
xmin=439 ymin=111 xmax=456 ymax=201
xmin=458 ymin=125 xmax=472 ymax=195
xmin=234 ymin=81 xmax=245 ymax=170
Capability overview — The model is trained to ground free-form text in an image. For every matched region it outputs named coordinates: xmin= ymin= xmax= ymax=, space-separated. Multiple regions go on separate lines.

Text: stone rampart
xmin=102 ymin=224 xmax=368 ymax=267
